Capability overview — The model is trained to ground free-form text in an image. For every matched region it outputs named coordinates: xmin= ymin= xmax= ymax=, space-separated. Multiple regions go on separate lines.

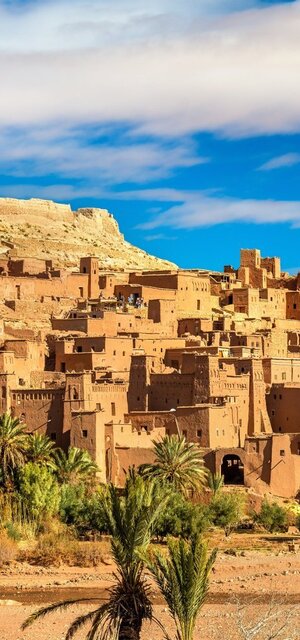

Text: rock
xmin=0 ymin=197 xmax=177 ymax=271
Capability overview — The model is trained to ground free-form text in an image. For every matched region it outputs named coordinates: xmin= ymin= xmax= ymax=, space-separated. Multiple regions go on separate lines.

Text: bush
xmin=208 ymin=492 xmax=245 ymax=530
xmin=18 ymin=463 xmax=60 ymax=525
xmin=153 ymin=492 xmax=211 ymax=539
xmin=59 ymin=484 xmax=108 ymax=534
xmin=0 ymin=530 xmax=18 ymax=566
xmin=254 ymin=500 xmax=288 ymax=533
xmin=4 ymin=521 xmax=22 ymax=541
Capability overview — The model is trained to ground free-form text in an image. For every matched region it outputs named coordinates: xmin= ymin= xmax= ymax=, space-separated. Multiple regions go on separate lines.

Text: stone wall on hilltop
xmin=0 ymin=197 xmax=175 ymax=270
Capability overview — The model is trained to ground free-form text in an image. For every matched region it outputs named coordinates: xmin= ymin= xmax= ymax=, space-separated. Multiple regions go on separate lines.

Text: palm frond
xmin=22 ymin=598 xmax=100 ymax=630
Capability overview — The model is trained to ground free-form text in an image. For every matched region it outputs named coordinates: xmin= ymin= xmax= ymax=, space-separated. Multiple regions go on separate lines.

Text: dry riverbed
xmin=0 ymin=536 xmax=300 ymax=639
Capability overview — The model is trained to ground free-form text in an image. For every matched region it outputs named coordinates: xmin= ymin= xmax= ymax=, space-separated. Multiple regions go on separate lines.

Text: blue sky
xmin=0 ymin=0 xmax=300 ymax=271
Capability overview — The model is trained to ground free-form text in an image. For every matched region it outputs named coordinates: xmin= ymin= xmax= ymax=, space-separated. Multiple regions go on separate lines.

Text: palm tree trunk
xmin=119 ymin=619 xmax=142 ymax=640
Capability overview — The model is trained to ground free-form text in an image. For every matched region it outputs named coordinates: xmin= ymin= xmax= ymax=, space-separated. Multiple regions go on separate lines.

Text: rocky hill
xmin=0 ymin=197 xmax=176 ymax=270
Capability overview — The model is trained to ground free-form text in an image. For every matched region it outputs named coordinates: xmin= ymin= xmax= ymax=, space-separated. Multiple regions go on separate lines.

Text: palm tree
xmin=0 ymin=412 xmax=28 ymax=489
xmin=26 ymin=433 xmax=56 ymax=469
xmin=207 ymin=471 xmax=224 ymax=496
xmin=22 ymin=474 xmax=170 ymax=640
xmin=140 ymin=435 xmax=207 ymax=496
xmin=145 ymin=535 xmax=217 ymax=640
xmin=54 ymin=446 xmax=98 ymax=484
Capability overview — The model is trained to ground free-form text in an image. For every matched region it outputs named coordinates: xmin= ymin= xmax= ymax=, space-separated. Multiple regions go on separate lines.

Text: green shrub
xmin=208 ymin=492 xmax=245 ymax=530
xmin=255 ymin=500 xmax=288 ymax=533
xmin=4 ymin=521 xmax=22 ymax=541
xmin=153 ymin=492 xmax=211 ymax=539
xmin=59 ymin=484 xmax=108 ymax=534
xmin=18 ymin=462 xmax=60 ymax=525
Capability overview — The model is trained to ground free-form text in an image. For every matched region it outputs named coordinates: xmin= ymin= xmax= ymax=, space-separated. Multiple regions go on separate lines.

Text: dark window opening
xmin=221 ymin=455 xmax=244 ymax=485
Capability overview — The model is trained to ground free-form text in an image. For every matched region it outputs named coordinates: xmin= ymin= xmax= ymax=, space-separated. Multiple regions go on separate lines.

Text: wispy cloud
xmin=0 ymin=1 xmax=299 ymax=136
xmin=0 ymin=126 xmax=204 ymax=185
xmin=144 ymin=233 xmax=177 ymax=241
xmin=258 ymin=152 xmax=300 ymax=171
xmin=129 ymin=188 xmax=300 ymax=228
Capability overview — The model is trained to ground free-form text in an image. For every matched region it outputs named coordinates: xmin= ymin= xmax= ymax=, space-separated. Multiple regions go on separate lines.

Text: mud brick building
xmin=0 ymin=233 xmax=300 ymax=499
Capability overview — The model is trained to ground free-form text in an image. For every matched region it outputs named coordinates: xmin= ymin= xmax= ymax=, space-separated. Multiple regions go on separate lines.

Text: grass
xmin=20 ymin=532 xmax=111 ymax=567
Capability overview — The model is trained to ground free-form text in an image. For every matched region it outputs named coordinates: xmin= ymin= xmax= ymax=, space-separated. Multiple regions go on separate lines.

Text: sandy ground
xmin=0 ymin=543 xmax=300 ymax=640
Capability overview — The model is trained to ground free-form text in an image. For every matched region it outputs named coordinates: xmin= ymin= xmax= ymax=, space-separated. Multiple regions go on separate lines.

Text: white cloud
xmin=129 ymin=188 xmax=300 ymax=228
xmin=0 ymin=1 xmax=299 ymax=136
xmin=258 ymin=152 xmax=300 ymax=171
xmin=0 ymin=126 xmax=203 ymax=184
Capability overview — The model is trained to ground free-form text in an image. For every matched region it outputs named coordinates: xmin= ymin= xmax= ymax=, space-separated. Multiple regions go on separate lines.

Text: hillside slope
xmin=0 ymin=197 xmax=176 ymax=270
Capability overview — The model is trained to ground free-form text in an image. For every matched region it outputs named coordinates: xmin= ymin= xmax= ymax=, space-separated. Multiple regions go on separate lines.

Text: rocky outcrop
xmin=0 ymin=197 xmax=176 ymax=270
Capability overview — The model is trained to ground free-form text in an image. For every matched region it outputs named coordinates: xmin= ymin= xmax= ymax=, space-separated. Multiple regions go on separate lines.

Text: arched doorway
xmin=221 ymin=454 xmax=244 ymax=485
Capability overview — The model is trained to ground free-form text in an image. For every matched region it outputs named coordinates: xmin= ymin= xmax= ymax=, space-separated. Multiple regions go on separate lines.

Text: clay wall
xmin=0 ymin=373 xmax=17 ymax=413
xmin=261 ymin=256 xmax=281 ymax=278
xmin=258 ymin=288 xmax=286 ymax=319
xmin=262 ymin=358 xmax=300 ymax=384
xmin=2 ymin=339 xmax=45 ymax=385
xmin=232 ymin=289 xmax=260 ymax=316
xmin=51 ymin=317 xmax=108 ymax=334
xmin=244 ymin=434 xmax=300 ymax=498
xmin=286 ymin=291 xmax=300 ymax=320
xmin=148 ymin=372 xmax=194 ymax=410
xmin=70 ymin=410 xmax=106 ymax=483
xmin=79 ymin=257 xmax=99 ymax=299
xmin=99 ymin=272 xmax=129 ymax=297
xmin=10 ymin=387 xmax=65 ymax=446
xmin=267 ymin=385 xmax=300 ymax=433
xmin=259 ymin=330 xmax=288 ymax=358
xmin=0 ymin=272 xmax=89 ymax=302
xmin=8 ymin=258 xmax=51 ymax=276
xmin=240 ymin=249 xmax=261 ymax=270
xmin=63 ymin=372 xmax=128 ymax=432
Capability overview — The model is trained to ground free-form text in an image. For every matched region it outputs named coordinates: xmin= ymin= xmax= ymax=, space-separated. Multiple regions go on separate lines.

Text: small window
xmin=50 ymin=432 xmax=57 ymax=441
xmin=111 ymin=402 xmax=116 ymax=416
xmin=273 ymin=394 xmax=277 ymax=400
xmin=82 ymin=430 xmax=88 ymax=438
xmin=293 ymin=303 xmax=297 ymax=310
xmin=271 ymin=410 xmax=275 ymax=416
xmin=282 ymin=372 xmax=286 ymax=381
xmin=197 ymin=429 xmax=202 ymax=438
xmin=280 ymin=449 xmax=285 ymax=457
xmin=96 ymin=403 xmax=101 ymax=411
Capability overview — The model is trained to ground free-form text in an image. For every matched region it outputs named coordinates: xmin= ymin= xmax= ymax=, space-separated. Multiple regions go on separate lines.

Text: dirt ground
xmin=0 ymin=535 xmax=300 ymax=640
